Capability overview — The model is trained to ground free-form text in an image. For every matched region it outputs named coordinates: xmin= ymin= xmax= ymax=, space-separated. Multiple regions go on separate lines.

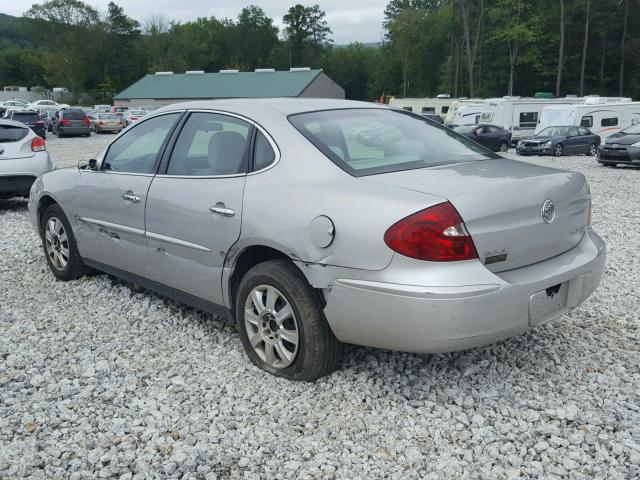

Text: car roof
xmin=154 ymin=98 xmax=388 ymax=118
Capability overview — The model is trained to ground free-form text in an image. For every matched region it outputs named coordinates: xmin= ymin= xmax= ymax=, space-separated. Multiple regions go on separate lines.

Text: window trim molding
xmin=154 ymin=108 xmax=281 ymax=179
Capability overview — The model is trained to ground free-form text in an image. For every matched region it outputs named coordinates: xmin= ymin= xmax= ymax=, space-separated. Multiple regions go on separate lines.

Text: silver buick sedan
xmin=28 ymin=99 xmax=606 ymax=381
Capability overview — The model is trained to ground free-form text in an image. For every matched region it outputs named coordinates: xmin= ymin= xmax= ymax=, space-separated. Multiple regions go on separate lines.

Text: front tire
xmin=41 ymin=204 xmax=87 ymax=281
xmin=235 ymin=259 xmax=341 ymax=381
xmin=553 ymin=143 xmax=564 ymax=157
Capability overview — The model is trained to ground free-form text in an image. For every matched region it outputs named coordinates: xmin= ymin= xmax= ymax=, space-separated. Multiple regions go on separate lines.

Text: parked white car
xmin=0 ymin=119 xmax=54 ymax=198
xmin=29 ymin=100 xmax=60 ymax=109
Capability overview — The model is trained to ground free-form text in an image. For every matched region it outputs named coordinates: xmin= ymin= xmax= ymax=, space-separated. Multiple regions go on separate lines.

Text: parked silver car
xmin=28 ymin=99 xmax=606 ymax=380
xmin=1 ymin=119 xmax=54 ymax=198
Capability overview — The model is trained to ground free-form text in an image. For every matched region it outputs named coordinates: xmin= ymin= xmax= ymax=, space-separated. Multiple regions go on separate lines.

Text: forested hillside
xmin=0 ymin=0 xmax=638 ymax=102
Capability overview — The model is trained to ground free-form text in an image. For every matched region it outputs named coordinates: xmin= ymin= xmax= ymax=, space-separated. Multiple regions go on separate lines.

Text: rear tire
xmin=588 ymin=143 xmax=597 ymax=156
xmin=235 ymin=259 xmax=341 ymax=381
xmin=553 ymin=143 xmax=564 ymax=157
xmin=41 ymin=204 xmax=88 ymax=281
xmin=498 ymin=141 xmax=509 ymax=152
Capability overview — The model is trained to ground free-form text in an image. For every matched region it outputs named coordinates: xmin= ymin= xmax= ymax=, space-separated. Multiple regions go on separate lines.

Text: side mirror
xmin=88 ymin=158 xmax=98 ymax=170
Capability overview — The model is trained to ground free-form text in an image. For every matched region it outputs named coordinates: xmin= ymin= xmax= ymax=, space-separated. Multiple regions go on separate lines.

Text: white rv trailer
xmin=535 ymin=98 xmax=640 ymax=143
xmin=444 ymin=98 xmax=484 ymax=125
xmin=388 ymin=95 xmax=454 ymax=118
xmin=459 ymin=96 xmax=628 ymax=143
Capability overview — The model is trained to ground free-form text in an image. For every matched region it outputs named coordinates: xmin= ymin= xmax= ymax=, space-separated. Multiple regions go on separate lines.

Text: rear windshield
xmin=0 ymin=124 xmax=29 ymax=142
xmin=12 ymin=112 xmax=40 ymax=123
xmin=113 ymin=107 xmax=126 ymax=112
xmin=63 ymin=110 xmax=87 ymax=120
xmin=99 ymin=113 xmax=118 ymax=119
xmin=289 ymin=109 xmax=494 ymax=177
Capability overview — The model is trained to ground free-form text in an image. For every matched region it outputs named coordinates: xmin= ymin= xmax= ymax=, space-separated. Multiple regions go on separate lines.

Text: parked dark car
xmin=52 ymin=109 xmax=91 ymax=137
xmin=5 ymin=110 xmax=46 ymax=139
xmin=517 ymin=126 xmax=600 ymax=157
xmin=453 ymin=124 xmax=511 ymax=152
xmin=597 ymin=123 xmax=640 ymax=167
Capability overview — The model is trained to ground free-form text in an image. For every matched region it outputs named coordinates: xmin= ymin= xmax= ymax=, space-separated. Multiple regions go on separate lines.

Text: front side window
xmin=103 ymin=113 xmax=180 ymax=174
xmin=580 ymin=116 xmax=593 ymax=127
xmin=167 ymin=112 xmax=251 ymax=176
xmin=290 ymin=109 xmax=494 ymax=177
xmin=601 ymin=117 xmax=618 ymax=127
xmin=519 ymin=112 xmax=538 ymax=128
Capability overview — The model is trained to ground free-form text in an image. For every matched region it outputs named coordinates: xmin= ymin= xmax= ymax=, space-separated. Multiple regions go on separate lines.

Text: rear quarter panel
xmin=237 ymin=121 xmax=444 ymax=272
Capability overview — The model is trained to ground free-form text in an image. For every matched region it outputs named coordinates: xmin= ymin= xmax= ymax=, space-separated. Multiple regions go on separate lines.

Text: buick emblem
xmin=541 ymin=199 xmax=556 ymax=224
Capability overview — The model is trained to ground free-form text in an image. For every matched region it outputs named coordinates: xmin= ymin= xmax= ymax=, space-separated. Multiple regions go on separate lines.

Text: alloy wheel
xmin=588 ymin=144 xmax=597 ymax=156
xmin=244 ymin=285 xmax=299 ymax=369
xmin=44 ymin=217 xmax=69 ymax=271
xmin=554 ymin=144 xmax=563 ymax=156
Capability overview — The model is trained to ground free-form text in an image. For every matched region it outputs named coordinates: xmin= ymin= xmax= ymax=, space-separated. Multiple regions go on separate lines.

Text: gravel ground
xmin=1 ymin=137 xmax=639 ymax=479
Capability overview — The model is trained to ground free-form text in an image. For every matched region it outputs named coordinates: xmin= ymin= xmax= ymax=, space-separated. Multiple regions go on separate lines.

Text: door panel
xmin=145 ymin=176 xmax=246 ymax=304
xmin=73 ymin=171 xmax=153 ymax=275
xmin=72 ymin=112 xmax=181 ymax=276
xmin=144 ymin=112 xmax=252 ymax=305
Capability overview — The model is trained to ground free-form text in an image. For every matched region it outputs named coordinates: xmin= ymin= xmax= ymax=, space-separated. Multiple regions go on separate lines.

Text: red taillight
xmin=31 ymin=136 xmax=46 ymax=152
xmin=384 ymin=202 xmax=478 ymax=261
xmin=81 ymin=118 xmax=89 ymax=125
xmin=59 ymin=119 xmax=70 ymax=126
xmin=36 ymin=120 xmax=44 ymax=127
xmin=99 ymin=121 xmax=104 ymax=125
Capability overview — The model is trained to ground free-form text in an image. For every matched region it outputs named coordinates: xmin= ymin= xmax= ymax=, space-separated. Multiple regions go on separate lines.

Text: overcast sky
xmin=7 ymin=0 xmax=387 ymax=44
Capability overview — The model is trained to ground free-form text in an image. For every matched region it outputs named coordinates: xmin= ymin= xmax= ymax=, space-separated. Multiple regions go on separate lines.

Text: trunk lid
xmin=365 ymin=158 xmax=590 ymax=272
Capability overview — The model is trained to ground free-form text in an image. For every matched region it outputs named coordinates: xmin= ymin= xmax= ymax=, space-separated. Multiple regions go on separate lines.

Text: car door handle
xmin=209 ymin=204 xmax=235 ymax=217
xmin=122 ymin=193 xmax=140 ymax=203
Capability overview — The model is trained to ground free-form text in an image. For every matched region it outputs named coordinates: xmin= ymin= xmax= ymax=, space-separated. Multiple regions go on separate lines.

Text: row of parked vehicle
xmin=0 ymin=99 xmax=158 ymax=139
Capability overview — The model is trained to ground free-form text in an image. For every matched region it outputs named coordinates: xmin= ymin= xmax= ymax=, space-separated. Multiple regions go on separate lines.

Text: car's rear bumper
xmin=58 ymin=126 xmax=90 ymax=135
xmin=321 ymin=229 xmax=606 ymax=353
xmin=0 ymin=152 xmax=55 ymax=197
xmin=95 ymin=125 xmax=122 ymax=132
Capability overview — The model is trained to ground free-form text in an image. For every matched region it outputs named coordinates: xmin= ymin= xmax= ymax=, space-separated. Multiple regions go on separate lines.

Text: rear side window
xmin=63 ymin=110 xmax=86 ymax=120
xmin=519 ymin=112 xmax=538 ymax=128
xmin=0 ymin=125 xmax=28 ymax=142
xmin=578 ymin=127 xmax=591 ymax=136
xmin=601 ymin=117 xmax=618 ymax=127
xmin=103 ymin=113 xmax=180 ymax=174
xmin=580 ymin=116 xmax=593 ymax=127
xmin=289 ymin=109 xmax=493 ymax=177
xmin=166 ymin=112 xmax=251 ymax=176
xmin=253 ymin=131 xmax=276 ymax=171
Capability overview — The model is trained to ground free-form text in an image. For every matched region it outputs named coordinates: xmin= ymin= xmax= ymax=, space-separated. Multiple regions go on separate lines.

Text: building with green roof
xmin=114 ymin=68 xmax=344 ymax=107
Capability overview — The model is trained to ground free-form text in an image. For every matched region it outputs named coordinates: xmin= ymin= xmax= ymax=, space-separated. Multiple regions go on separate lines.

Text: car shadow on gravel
xmin=0 ymin=198 xmax=28 ymax=212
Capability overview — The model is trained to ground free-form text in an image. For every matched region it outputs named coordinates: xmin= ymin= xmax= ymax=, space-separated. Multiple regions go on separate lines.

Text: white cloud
xmin=9 ymin=0 xmax=387 ymax=43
